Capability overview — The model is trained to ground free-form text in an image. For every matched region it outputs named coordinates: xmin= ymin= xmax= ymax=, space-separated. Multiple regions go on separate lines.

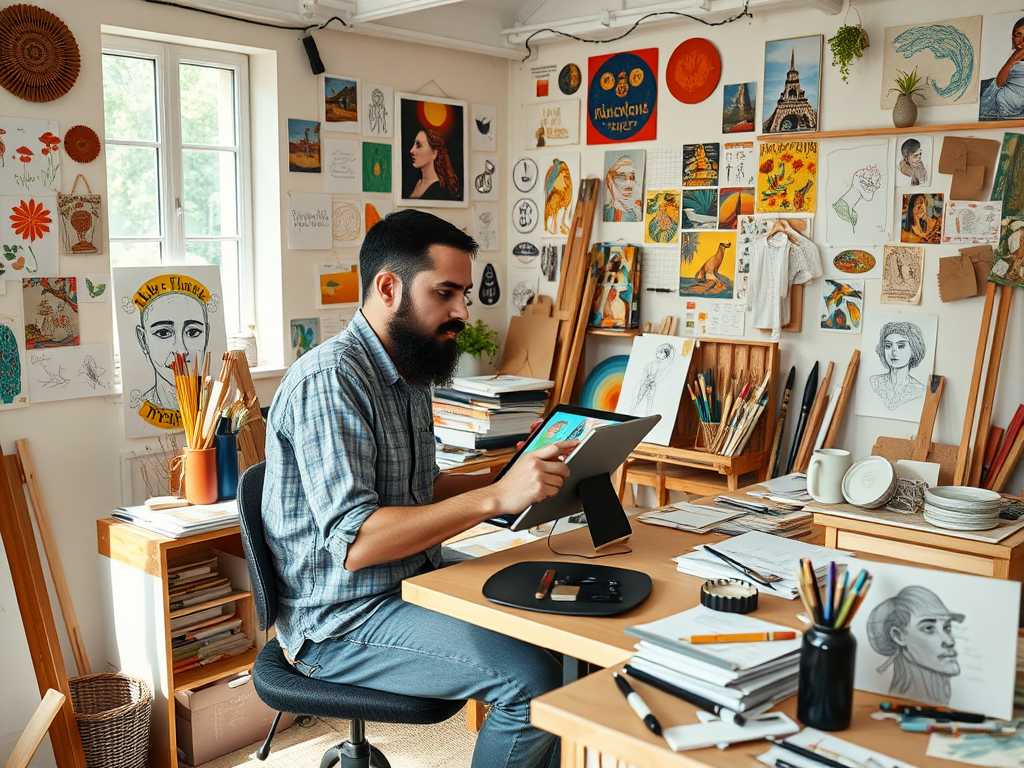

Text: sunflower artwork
xmin=2 ymin=194 xmax=58 ymax=277
xmin=756 ymin=141 xmax=818 ymax=213
xmin=820 ymin=278 xmax=864 ymax=333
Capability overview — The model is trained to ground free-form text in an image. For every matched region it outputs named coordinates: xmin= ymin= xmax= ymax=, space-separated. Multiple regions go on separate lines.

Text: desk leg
xmin=465 ymin=700 xmax=486 ymax=733
xmin=824 ymin=526 xmax=838 ymax=548
xmin=560 ymin=739 xmax=585 ymax=768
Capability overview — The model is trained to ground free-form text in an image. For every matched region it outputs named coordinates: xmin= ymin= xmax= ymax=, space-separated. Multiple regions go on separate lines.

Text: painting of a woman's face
xmin=892 ymin=612 xmax=960 ymax=676
xmin=410 ymin=130 xmax=437 ymax=170
xmin=609 ymin=160 xmax=636 ymax=206
xmin=913 ymin=196 xmax=927 ymax=220
xmin=884 ymin=333 xmax=914 ymax=370
xmin=1012 ymin=23 xmax=1024 ymax=49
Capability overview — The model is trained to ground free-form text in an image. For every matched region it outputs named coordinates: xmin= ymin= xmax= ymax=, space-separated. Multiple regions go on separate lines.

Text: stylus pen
xmin=767 ymin=738 xmax=866 ymax=768
xmin=613 ymin=673 xmax=662 ymax=736
xmin=878 ymin=702 xmax=986 ymax=723
xmin=624 ymin=665 xmax=746 ymax=726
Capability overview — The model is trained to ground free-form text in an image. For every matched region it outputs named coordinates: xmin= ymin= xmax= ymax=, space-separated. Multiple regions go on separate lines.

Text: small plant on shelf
xmin=456 ymin=319 xmax=499 ymax=359
xmin=888 ymin=67 xmax=927 ymax=128
xmin=828 ymin=23 xmax=869 ymax=83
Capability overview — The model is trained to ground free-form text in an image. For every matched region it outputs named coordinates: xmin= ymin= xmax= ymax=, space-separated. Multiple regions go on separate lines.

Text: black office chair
xmin=237 ymin=461 xmax=466 ymax=768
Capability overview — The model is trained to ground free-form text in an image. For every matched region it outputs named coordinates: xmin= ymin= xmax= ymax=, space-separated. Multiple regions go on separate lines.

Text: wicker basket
xmin=69 ymin=673 xmax=151 ymax=768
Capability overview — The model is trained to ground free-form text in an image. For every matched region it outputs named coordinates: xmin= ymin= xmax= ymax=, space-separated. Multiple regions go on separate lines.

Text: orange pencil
xmin=681 ymin=631 xmax=799 ymax=644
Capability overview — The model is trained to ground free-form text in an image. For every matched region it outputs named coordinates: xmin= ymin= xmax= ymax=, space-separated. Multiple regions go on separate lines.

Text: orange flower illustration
xmin=16 ymin=146 xmax=32 ymax=162
xmin=10 ymin=199 xmax=51 ymax=242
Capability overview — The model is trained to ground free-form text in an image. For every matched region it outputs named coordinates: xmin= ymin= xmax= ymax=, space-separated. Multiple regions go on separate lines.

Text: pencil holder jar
xmin=183 ymin=447 xmax=218 ymax=506
xmin=697 ymin=421 xmax=719 ymax=452
xmin=797 ymin=625 xmax=856 ymax=731
xmin=214 ymin=417 xmax=239 ymax=501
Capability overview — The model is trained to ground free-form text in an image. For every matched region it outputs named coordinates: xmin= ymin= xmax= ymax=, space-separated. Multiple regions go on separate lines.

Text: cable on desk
xmin=544 ymin=517 xmax=633 ymax=559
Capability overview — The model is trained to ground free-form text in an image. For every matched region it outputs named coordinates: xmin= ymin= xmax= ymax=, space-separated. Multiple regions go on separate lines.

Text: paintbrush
xmin=768 ymin=366 xmax=796 ymax=479
xmin=786 ymin=362 xmax=818 ymax=475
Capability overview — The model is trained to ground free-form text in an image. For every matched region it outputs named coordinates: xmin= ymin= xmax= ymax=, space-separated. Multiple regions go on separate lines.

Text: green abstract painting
xmin=362 ymin=142 xmax=392 ymax=194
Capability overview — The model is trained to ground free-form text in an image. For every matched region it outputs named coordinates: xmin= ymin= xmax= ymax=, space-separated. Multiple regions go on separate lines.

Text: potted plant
xmin=828 ymin=23 xmax=869 ymax=83
xmin=456 ymin=319 xmax=499 ymax=377
xmin=889 ymin=68 xmax=926 ymax=128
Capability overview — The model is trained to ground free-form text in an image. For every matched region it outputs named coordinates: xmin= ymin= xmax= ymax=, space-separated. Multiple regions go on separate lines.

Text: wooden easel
xmin=229 ymin=350 xmax=267 ymax=471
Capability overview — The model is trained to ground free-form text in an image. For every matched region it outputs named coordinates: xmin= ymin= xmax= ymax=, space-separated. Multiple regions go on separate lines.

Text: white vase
xmin=457 ymin=353 xmax=486 ymax=378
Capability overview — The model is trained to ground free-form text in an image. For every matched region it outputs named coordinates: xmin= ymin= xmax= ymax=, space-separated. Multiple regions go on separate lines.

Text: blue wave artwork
xmin=891 ymin=24 xmax=974 ymax=102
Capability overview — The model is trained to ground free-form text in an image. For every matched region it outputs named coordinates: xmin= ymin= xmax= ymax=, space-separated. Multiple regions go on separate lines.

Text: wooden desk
xmin=440 ymin=448 xmax=515 ymax=476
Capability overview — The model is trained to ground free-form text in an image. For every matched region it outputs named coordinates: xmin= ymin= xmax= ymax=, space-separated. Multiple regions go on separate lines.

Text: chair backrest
xmin=237 ymin=461 xmax=278 ymax=631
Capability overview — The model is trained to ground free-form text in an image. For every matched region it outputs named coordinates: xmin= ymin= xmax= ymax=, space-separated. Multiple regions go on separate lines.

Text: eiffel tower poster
xmin=762 ymin=35 xmax=822 ymax=135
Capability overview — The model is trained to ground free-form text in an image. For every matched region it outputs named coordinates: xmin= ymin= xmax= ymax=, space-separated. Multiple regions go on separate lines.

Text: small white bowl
xmin=842 ymin=456 xmax=897 ymax=509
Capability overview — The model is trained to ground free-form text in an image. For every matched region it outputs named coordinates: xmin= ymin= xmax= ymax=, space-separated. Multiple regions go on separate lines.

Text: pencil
xmin=833 ymin=569 xmax=867 ymax=629
xmin=833 ymin=569 xmax=849 ymax=627
xmin=682 ymin=631 xmax=799 ymax=644
xmin=803 ymin=558 xmax=825 ymax=625
xmin=824 ymin=562 xmax=836 ymax=626
xmin=843 ymin=575 xmax=872 ymax=628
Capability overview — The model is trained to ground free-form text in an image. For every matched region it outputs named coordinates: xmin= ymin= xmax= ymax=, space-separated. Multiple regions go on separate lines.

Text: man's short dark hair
xmin=359 ymin=209 xmax=478 ymax=297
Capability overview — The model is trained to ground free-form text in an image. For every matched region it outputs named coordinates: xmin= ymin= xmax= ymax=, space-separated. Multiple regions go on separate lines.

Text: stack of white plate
xmin=923 ymin=486 xmax=1006 ymax=531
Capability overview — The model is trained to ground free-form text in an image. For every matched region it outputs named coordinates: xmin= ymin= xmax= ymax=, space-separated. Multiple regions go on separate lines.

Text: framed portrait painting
xmin=397 ymin=93 xmax=468 ymax=208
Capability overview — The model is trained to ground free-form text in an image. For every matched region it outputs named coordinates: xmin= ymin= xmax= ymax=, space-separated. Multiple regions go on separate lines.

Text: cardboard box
xmin=175 ymin=674 xmax=294 ymax=766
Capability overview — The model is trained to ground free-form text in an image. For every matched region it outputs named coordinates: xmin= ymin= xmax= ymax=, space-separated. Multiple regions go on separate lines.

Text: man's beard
xmin=387 ymin=296 xmax=465 ymax=388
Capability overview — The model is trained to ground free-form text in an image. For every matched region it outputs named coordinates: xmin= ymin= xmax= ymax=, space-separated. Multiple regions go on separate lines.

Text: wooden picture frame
xmin=396 ymin=92 xmax=468 ymax=208
xmin=761 ymin=34 xmax=823 ymax=134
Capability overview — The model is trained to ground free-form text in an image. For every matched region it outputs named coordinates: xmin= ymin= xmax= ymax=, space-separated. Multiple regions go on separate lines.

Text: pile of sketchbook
xmin=168 ymin=550 xmax=252 ymax=674
xmin=432 ymin=375 xmax=551 ymax=457
xmin=113 ymin=498 xmax=239 ymax=539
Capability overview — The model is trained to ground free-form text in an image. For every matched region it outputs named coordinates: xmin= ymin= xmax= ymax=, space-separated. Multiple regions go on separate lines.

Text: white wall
xmin=0 ymin=2 xmax=508 ymax=764
xmin=508 ymin=0 xmax=1024 ymax=495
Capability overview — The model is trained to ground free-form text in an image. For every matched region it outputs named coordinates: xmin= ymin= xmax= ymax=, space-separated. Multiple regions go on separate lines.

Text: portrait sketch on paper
xmin=853 ymin=310 xmax=937 ymax=423
xmin=362 ymin=82 xmax=393 ymax=137
xmin=895 ymin=136 xmax=932 ymax=186
xmin=616 ymin=335 xmax=695 ymax=446
xmin=825 ymin=141 xmax=892 ymax=246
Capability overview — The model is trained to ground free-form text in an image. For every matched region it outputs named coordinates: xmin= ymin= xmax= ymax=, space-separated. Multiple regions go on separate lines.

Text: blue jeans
xmin=293 ymin=596 xmax=562 ymax=768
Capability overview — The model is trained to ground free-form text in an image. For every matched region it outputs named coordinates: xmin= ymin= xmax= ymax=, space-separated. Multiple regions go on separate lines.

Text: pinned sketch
xmin=288 ymin=193 xmax=331 ymax=250
xmin=512 ymin=157 xmax=539 ymax=193
xmin=757 ymin=141 xmax=818 ymax=213
xmin=510 ymin=272 xmax=539 ymax=314
xmin=320 ymin=74 xmax=360 ymax=133
xmin=848 ymin=560 xmax=1019 ymax=719
xmin=825 ymin=141 xmax=893 ymax=245
xmin=471 ymin=154 xmax=498 ymax=200
xmin=0 ymin=314 xmax=29 ymax=409
xmin=362 ymin=82 xmax=393 ymax=137
xmin=22 ymin=277 xmax=78 ymax=348
xmin=361 ymin=142 xmax=391 ymax=194
xmin=722 ymin=141 xmax=755 ymax=186
xmin=820 ymin=278 xmax=864 ymax=333
xmin=471 ymin=104 xmax=497 ymax=152
xmin=854 ymin=310 xmax=937 ymax=422
xmin=541 ymin=244 xmax=564 ymax=282
xmin=364 ymin=199 xmax=393 ymax=234
xmin=616 ymin=335 xmax=695 ymax=445
xmin=646 ymin=190 xmax=681 ymax=243
xmin=682 ymin=143 xmax=719 ymax=187
xmin=473 ymin=205 xmax=498 ymax=251
xmin=478 ymin=263 xmax=501 ymax=306
xmin=943 ymin=200 xmax=1001 ymax=244
xmin=287 ymin=119 xmax=320 ymax=173
xmin=290 ymin=317 xmax=320 ymax=360
xmin=0 ymin=118 xmax=61 ymax=194
xmin=900 ymin=193 xmax=944 ymax=244
xmin=81 ymin=273 xmax=109 ymax=302
xmin=603 ymin=149 xmax=645 ymax=223
xmin=881 ymin=244 xmax=925 ymax=304
xmin=680 ymin=189 xmax=717 ymax=230
xmin=679 ymin=232 xmax=736 ymax=299
xmin=27 ymin=342 xmax=111 ymax=403
xmin=332 ymin=199 xmax=362 ymax=247
xmin=695 ymin=301 xmax=745 ymax=337
xmin=316 ymin=260 xmax=360 ymax=310
xmin=113 ymin=266 xmax=228 ymax=438
xmin=323 ymin=138 xmax=361 ymax=194
xmin=717 ymin=188 xmax=753 ymax=230
xmin=525 ymin=100 xmax=580 ymax=148
xmin=1 ymin=194 xmax=58 ymax=278
xmin=881 ymin=16 xmax=981 ymax=109
xmin=512 ymin=198 xmax=539 ymax=234
xmin=895 ymin=136 xmax=933 ymax=186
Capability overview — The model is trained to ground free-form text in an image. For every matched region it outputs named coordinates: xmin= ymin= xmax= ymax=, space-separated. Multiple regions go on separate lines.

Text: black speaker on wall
xmin=302 ymin=33 xmax=325 ymax=75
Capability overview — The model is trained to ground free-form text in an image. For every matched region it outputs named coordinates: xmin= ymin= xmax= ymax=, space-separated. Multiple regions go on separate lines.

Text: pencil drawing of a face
xmin=136 ymin=292 xmax=210 ymax=408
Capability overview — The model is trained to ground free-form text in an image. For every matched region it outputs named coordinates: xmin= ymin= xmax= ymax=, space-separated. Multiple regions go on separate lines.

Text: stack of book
xmin=432 ymin=375 xmax=551 ymax=453
xmin=168 ymin=550 xmax=252 ymax=674
xmin=624 ymin=606 xmax=802 ymax=717
xmin=113 ymin=499 xmax=239 ymax=539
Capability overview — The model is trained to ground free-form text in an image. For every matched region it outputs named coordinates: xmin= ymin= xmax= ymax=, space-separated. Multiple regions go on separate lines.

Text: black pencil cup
xmin=214 ymin=417 xmax=239 ymax=501
xmin=797 ymin=625 xmax=856 ymax=731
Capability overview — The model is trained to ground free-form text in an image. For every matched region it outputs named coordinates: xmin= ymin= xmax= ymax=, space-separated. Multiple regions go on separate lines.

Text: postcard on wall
xmin=823 ymin=247 xmax=882 ymax=280
xmin=848 ymin=560 xmax=1019 ymax=719
xmin=537 ymin=152 xmax=580 ymax=237
xmin=881 ymin=16 xmax=981 ymax=109
xmin=881 ymin=244 xmax=925 ymax=304
xmin=723 ymin=83 xmax=757 ymax=134
xmin=645 ymin=190 xmax=680 ymax=243
xmin=322 ymin=138 xmax=361 ymax=195
xmin=471 ymin=154 xmax=499 ymax=201
xmin=615 ymin=334 xmax=694 ymax=446
xmin=853 ymin=309 xmax=937 ymax=422
xmin=332 ymin=198 xmax=362 ymax=248
xmin=113 ymin=266 xmax=228 ymax=438
xmin=0 ymin=118 xmax=61 ymax=194
xmin=22 ymin=277 xmax=78 ymax=349
xmin=0 ymin=313 xmax=29 ymax=410
xmin=900 ymin=193 xmax=944 ymax=244
xmin=820 ymin=278 xmax=864 ymax=333
xmin=718 ymin=188 xmax=754 ymax=230
xmin=288 ymin=193 xmax=332 ymax=250
xmin=287 ymin=119 xmax=320 ymax=173
xmin=1 ymin=194 xmax=59 ymax=279
xmin=471 ymin=104 xmax=497 ymax=152
xmin=587 ymin=49 xmax=659 ymax=144
xmin=756 ymin=141 xmax=818 ymax=213
xmin=894 ymin=135 xmax=933 ymax=186
xmin=590 ymin=243 xmax=640 ymax=330
xmin=316 ymin=260 xmax=361 ymax=310
xmin=361 ymin=82 xmax=394 ymax=137
xmin=290 ymin=317 xmax=320 ymax=361
xmin=679 ymin=232 xmax=736 ymax=300
xmin=27 ymin=342 xmax=112 ymax=403
xmin=473 ymin=205 xmax=498 ymax=252
xmin=722 ymin=141 xmax=755 ymax=187
xmin=682 ymin=143 xmax=719 ymax=187
xmin=824 ymin=141 xmax=893 ymax=246
xmin=680 ymin=189 xmax=717 ymax=231
xmin=980 ymin=10 xmax=1024 ymax=121
xmin=762 ymin=35 xmax=822 ymax=134
xmin=320 ymin=74 xmax=360 ymax=133
xmin=524 ymin=100 xmax=580 ymax=148
xmin=943 ymin=200 xmax=1001 ymax=244
xmin=397 ymin=93 xmax=468 ymax=208
xmin=81 ymin=273 xmax=110 ymax=303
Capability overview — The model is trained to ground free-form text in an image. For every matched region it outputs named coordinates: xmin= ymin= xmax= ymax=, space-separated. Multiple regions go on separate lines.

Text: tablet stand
xmin=577 ymin=472 xmax=632 ymax=552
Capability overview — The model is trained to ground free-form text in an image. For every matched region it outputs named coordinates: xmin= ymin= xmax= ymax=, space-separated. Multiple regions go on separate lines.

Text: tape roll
xmin=700 ymin=578 xmax=759 ymax=614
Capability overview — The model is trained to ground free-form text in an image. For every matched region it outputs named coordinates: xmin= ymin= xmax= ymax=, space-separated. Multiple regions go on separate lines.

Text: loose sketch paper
xmin=322 ymin=138 xmax=361 ymax=194
xmin=722 ymin=141 xmax=755 ymax=187
xmin=881 ymin=244 xmax=925 ymax=304
xmin=288 ymin=193 xmax=331 ymax=250
xmin=473 ymin=205 xmax=498 ymax=251
xmin=979 ymin=10 xmax=1024 ymax=121
xmin=854 ymin=310 xmax=937 ymax=422
xmin=645 ymin=190 xmax=681 ymax=243
xmin=524 ymin=100 xmax=579 ymax=148
xmin=943 ymin=200 xmax=1001 ymax=244
xmin=471 ymin=104 xmax=497 ymax=152
xmin=0 ymin=314 xmax=29 ymax=409
xmin=679 ymin=232 xmax=736 ymax=300
xmin=602 ymin=149 xmax=645 ymax=223
xmin=616 ymin=335 xmax=694 ymax=445
xmin=320 ymin=74 xmax=360 ymax=133
xmin=824 ymin=141 xmax=893 ymax=246
xmin=820 ymin=278 xmax=864 ymax=333
xmin=361 ymin=82 xmax=393 ymax=137
xmin=696 ymin=301 xmax=745 ymax=337
xmin=22 ymin=277 xmax=78 ymax=348
xmin=113 ymin=266 xmax=228 ymax=438
xmin=331 ymin=198 xmax=362 ymax=247
xmin=848 ymin=560 xmax=1019 ymax=719
xmin=538 ymin=152 xmax=579 ymax=236
xmin=471 ymin=154 xmax=499 ymax=201
xmin=290 ymin=317 xmax=320 ymax=360
xmin=0 ymin=118 xmax=61 ymax=194
xmin=881 ymin=16 xmax=982 ymax=109
xmin=757 ymin=141 xmax=818 ymax=214
xmin=27 ymin=342 xmax=112 ymax=403
xmin=895 ymin=135 xmax=933 ymax=186
xmin=316 ymin=260 xmax=360 ymax=310
xmin=2 ymin=194 xmax=59 ymax=278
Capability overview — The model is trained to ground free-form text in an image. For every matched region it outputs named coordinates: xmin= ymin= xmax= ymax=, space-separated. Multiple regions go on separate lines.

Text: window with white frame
xmin=101 ymin=36 xmax=253 ymax=334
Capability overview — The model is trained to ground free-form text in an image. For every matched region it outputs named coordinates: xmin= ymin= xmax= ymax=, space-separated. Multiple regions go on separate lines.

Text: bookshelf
xmin=97 ymin=519 xmax=257 ymax=768
xmin=755 ymin=117 xmax=1024 ymax=141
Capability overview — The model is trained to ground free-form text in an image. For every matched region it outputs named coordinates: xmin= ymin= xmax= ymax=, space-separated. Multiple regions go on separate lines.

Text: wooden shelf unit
xmin=585 ymin=328 xmax=642 ymax=337
xmin=756 ymin=118 xmax=1024 ymax=142
xmin=97 ymin=519 xmax=257 ymax=768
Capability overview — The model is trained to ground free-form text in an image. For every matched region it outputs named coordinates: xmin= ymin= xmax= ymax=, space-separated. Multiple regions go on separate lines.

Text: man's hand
xmin=490 ymin=440 xmax=577 ymax=516
xmin=515 ymin=418 xmax=545 ymax=451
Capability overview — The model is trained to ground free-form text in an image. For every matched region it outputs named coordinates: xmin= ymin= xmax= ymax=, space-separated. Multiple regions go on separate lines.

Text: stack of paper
xmin=113 ymin=500 xmax=239 ymax=538
xmin=673 ymin=531 xmax=855 ymax=600
xmin=637 ymin=502 xmax=746 ymax=532
xmin=712 ymin=508 xmax=815 ymax=539
xmin=432 ymin=377 xmax=550 ymax=451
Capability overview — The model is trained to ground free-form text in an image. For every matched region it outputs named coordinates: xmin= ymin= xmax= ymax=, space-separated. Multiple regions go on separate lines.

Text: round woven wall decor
xmin=0 ymin=4 xmax=80 ymax=103
xmin=65 ymin=124 xmax=100 ymax=163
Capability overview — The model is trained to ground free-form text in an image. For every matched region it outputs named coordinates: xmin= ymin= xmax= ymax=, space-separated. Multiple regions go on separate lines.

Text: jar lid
xmin=700 ymin=578 xmax=758 ymax=614
xmin=842 ymin=456 xmax=896 ymax=508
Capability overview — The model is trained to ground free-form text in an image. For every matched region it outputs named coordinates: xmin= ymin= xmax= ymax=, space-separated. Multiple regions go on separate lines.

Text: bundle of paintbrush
xmin=697 ymin=369 xmax=773 ymax=457
xmin=173 ymin=352 xmax=237 ymax=450
xmin=796 ymin=559 xmax=872 ymax=629
xmin=688 ymin=368 xmax=721 ymax=449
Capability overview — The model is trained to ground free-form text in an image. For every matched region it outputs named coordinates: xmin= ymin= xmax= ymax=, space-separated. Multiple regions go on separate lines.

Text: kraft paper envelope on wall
xmin=499 ymin=314 xmax=558 ymax=381
xmin=938 ymin=137 xmax=1000 ymax=200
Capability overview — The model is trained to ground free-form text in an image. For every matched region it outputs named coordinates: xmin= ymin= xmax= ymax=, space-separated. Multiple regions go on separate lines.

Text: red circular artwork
xmin=64 ymin=124 xmax=100 ymax=163
xmin=666 ymin=38 xmax=722 ymax=105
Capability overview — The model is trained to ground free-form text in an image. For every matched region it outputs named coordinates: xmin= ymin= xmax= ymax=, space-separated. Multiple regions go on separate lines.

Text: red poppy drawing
xmin=10 ymin=199 xmax=51 ymax=242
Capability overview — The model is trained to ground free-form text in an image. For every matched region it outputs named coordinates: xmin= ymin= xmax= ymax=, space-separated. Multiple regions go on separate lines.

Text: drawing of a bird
xmin=475 ymin=117 xmax=492 ymax=136
xmin=824 ymin=279 xmax=862 ymax=311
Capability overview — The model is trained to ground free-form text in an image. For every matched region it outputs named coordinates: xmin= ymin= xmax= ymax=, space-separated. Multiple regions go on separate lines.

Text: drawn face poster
xmin=471 ymin=104 xmax=496 ymax=152
xmin=645 ymin=190 xmax=680 ymax=243
xmin=539 ymin=152 xmax=579 ymax=236
xmin=681 ymin=189 xmax=718 ymax=230
xmin=290 ymin=317 xmax=320 ymax=360
xmin=322 ymin=138 xmax=361 ymax=195
xmin=471 ymin=154 xmax=499 ymax=201
xmin=722 ymin=141 xmax=755 ymax=187
xmin=287 ymin=119 xmax=320 ymax=173
xmin=820 ymin=279 xmax=864 ymax=333
xmin=722 ymin=82 xmax=756 ymax=133
xmin=361 ymin=82 xmax=393 ymax=137
xmin=682 ymin=143 xmax=719 ymax=187
xmin=524 ymin=100 xmax=580 ymax=148
xmin=762 ymin=35 xmax=821 ymax=133
xmin=943 ymin=200 xmax=1001 ymax=244
xmin=901 ymin=193 xmax=944 ymax=244
xmin=848 ymin=560 xmax=1019 ymax=719
xmin=587 ymin=49 xmax=659 ymax=144
xmin=0 ymin=118 xmax=61 ymax=194
xmin=1 ymin=194 xmax=58 ymax=278
xmin=22 ymin=277 xmax=78 ymax=349
xmin=332 ymin=198 xmax=362 ymax=247
xmin=881 ymin=244 xmax=925 ymax=304
xmin=113 ymin=266 xmax=228 ymax=438
xmin=756 ymin=141 xmax=818 ymax=213
xmin=895 ymin=135 xmax=933 ymax=186
xmin=287 ymin=193 xmax=331 ymax=250
xmin=320 ymin=74 xmax=360 ymax=133
xmin=361 ymin=142 xmax=392 ymax=194
xmin=0 ymin=314 xmax=28 ymax=409
xmin=616 ymin=335 xmax=695 ymax=446
xmin=881 ymin=16 xmax=981 ymax=109
xmin=718 ymin=188 xmax=753 ymax=230
xmin=824 ymin=141 xmax=893 ymax=246
xmin=603 ymin=149 xmax=645 ymax=223
xmin=854 ymin=310 xmax=937 ymax=421
xmin=27 ymin=343 xmax=112 ymax=403
xmin=397 ymin=94 xmax=467 ymax=208
xmin=679 ymin=232 xmax=735 ymax=299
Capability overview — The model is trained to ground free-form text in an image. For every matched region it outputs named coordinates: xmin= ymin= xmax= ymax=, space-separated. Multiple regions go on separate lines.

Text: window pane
xmin=186 ymin=240 xmax=239 ymax=331
xmin=110 ymin=241 xmax=161 ymax=268
xmin=182 ymin=149 xmax=237 ymax=237
xmin=180 ymin=63 xmax=236 ymax=146
xmin=102 ymin=54 xmax=157 ymax=142
xmin=106 ymin=145 xmax=160 ymax=237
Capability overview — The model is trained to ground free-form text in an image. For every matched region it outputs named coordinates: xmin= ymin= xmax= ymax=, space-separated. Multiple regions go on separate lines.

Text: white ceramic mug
xmin=807 ymin=449 xmax=852 ymax=504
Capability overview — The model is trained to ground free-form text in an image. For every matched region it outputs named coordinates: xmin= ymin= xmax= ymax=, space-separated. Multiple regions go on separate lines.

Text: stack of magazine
xmin=432 ymin=375 xmax=551 ymax=456
xmin=624 ymin=606 xmax=802 ymax=716
xmin=113 ymin=499 xmax=238 ymax=539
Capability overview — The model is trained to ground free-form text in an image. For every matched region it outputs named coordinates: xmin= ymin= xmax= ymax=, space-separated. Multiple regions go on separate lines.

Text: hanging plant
xmin=828 ymin=23 xmax=869 ymax=83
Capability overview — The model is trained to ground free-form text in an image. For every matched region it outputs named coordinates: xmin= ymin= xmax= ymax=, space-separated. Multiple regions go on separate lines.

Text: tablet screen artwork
xmin=519 ymin=412 xmax=620 ymax=455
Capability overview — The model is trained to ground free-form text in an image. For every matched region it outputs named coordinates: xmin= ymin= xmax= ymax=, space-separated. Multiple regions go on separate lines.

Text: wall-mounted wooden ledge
xmin=757 ymin=118 xmax=1024 ymax=141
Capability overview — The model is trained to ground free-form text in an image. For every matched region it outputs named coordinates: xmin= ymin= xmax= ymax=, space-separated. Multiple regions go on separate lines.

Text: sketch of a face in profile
xmin=867 ymin=586 xmax=963 ymax=705
xmin=136 ymin=292 xmax=210 ymax=409
xmin=630 ymin=343 xmax=674 ymax=416
xmin=868 ymin=321 xmax=927 ymax=410
xmin=832 ymin=163 xmax=881 ymax=233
